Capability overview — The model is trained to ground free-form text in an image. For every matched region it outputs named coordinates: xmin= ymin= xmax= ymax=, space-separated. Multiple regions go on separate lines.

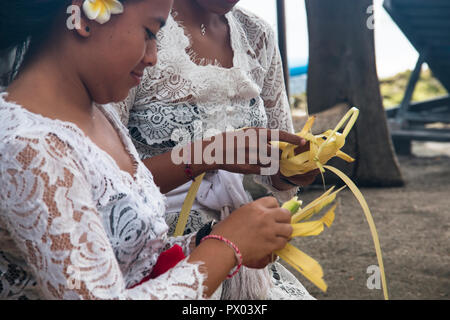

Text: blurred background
xmin=239 ymin=0 xmax=447 ymax=112
xmin=239 ymin=0 xmax=450 ymax=300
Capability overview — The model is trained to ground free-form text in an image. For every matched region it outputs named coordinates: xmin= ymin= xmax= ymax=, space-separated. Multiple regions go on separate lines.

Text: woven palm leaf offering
xmin=273 ymin=107 xmax=389 ymax=300
xmin=174 ymin=107 xmax=388 ymax=300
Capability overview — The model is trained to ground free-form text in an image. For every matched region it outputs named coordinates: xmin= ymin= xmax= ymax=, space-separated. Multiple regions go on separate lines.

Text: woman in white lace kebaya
xmin=0 ymin=0 xmax=297 ymax=299
xmin=113 ymin=0 xmax=318 ymax=300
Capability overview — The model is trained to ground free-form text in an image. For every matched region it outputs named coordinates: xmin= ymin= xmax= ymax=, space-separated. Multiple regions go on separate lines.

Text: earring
xmin=85 ymin=26 xmax=90 ymax=33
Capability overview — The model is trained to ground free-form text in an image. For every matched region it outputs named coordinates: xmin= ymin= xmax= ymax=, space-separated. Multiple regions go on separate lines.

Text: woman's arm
xmin=143 ymin=129 xmax=305 ymax=194
xmin=0 ymin=133 xmax=237 ymax=299
xmin=142 ymin=138 xmax=215 ymax=194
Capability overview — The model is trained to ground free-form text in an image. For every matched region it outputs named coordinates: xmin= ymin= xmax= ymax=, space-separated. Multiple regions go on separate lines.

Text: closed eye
xmin=145 ymin=28 xmax=157 ymax=40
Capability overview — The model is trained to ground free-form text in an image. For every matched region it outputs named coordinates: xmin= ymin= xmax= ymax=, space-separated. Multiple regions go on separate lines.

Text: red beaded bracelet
xmin=200 ymin=235 xmax=243 ymax=279
xmin=184 ymin=144 xmax=196 ymax=181
xmin=185 ymin=163 xmax=196 ymax=181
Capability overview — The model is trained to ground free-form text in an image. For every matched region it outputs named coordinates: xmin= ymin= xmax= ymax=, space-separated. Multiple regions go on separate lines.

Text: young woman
xmin=0 ymin=0 xmax=296 ymax=299
xmin=113 ymin=0 xmax=319 ymax=299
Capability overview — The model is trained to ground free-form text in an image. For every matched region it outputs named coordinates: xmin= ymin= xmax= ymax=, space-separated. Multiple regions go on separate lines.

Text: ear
xmin=70 ymin=0 xmax=92 ymax=38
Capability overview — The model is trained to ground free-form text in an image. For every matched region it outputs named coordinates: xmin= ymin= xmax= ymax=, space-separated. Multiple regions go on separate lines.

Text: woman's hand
xmin=283 ymin=169 xmax=320 ymax=186
xmin=145 ymin=127 xmax=312 ymax=194
xmin=210 ymin=197 xmax=293 ymax=268
xmin=206 ymin=127 xmax=306 ymax=176
xmin=270 ymin=141 xmax=321 ymax=190
xmin=203 ymin=127 xmax=319 ymax=189
xmin=188 ymin=196 xmax=292 ymax=297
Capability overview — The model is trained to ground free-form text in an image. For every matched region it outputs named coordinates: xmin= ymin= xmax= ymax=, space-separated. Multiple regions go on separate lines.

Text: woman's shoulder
xmin=0 ymin=93 xmax=86 ymax=168
xmin=0 ymin=93 xmax=48 ymax=142
xmin=230 ymin=6 xmax=278 ymax=67
xmin=231 ymin=6 xmax=276 ymax=41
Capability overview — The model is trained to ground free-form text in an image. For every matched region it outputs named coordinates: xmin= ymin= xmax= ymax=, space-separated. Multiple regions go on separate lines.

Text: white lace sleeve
xmin=254 ymin=26 xmax=298 ymax=203
xmin=0 ymin=133 xmax=206 ymax=300
xmin=260 ymin=27 xmax=295 ymax=134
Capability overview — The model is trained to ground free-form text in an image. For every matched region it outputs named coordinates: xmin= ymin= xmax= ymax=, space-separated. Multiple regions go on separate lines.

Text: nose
xmin=142 ymin=42 xmax=158 ymax=67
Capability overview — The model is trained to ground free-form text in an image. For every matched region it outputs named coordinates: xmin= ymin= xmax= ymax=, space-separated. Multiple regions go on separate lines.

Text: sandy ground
xmin=279 ymin=141 xmax=450 ymax=300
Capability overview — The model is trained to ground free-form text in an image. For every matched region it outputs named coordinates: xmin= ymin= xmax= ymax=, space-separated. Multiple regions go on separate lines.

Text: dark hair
xmin=0 ymin=0 xmax=72 ymax=86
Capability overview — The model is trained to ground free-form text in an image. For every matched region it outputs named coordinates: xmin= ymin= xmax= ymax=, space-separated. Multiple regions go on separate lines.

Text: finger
xmin=303 ymin=177 xmax=317 ymax=186
xmin=280 ymin=130 xmax=306 ymax=146
xmin=288 ymin=169 xmax=321 ymax=184
xmin=253 ymin=144 xmax=277 ymax=170
xmin=272 ymin=236 xmax=289 ymax=251
xmin=287 ymin=176 xmax=317 ymax=187
xmin=288 ymin=168 xmax=321 ymax=180
xmin=274 ymin=223 xmax=293 ymax=238
xmin=257 ymin=196 xmax=279 ymax=209
xmin=268 ymin=129 xmax=305 ymax=146
xmin=270 ymin=207 xmax=291 ymax=223
xmin=294 ymin=141 xmax=310 ymax=155
xmin=252 ymin=145 xmax=273 ymax=167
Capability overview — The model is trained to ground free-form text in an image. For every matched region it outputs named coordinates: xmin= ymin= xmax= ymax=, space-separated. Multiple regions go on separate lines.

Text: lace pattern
xmin=112 ymin=6 xmax=297 ymax=200
xmin=110 ymin=7 xmax=309 ymax=300
xmin=0 ymin=93 xmax=206 ymax=300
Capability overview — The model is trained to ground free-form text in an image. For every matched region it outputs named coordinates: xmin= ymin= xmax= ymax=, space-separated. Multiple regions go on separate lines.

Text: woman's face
xmin=75 ymin=0 xmax=173 ymax=104
xmin=194 ymin=0 xmax=240 ymax=15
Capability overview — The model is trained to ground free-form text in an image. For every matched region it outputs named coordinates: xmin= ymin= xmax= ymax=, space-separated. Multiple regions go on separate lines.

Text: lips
xmin=130 ymin=70 xmax=144 ymax=85
xmin=131 ymin=71 xmax=144 ymax=78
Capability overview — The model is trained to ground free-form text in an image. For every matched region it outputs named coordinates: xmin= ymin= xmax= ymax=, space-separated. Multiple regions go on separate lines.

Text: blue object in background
xmin=289 ymin=64 xmax=308 ymax=76
xmin=288 ymin=61 xmax=309 ymax=95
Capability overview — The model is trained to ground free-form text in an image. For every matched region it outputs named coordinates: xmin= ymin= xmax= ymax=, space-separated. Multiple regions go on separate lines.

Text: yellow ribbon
xmin=173 ymin=173 xmax=205 ymax=237
xmin=174 ymin=107 xmax=389 ymax=299
xmin=275 ymin=107 xmax=389 ymax=300
xmin=276 ymin=188 xmax=340 ymax=293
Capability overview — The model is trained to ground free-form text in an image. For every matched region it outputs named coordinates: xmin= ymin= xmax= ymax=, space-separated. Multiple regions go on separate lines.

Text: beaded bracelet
xmin=185 ymin=164 xmax=196 ymax=181
xmin=184 ymin=144 xmax=196 ymax=182
xmin=200 ymin=235 xmax=243 ymax=279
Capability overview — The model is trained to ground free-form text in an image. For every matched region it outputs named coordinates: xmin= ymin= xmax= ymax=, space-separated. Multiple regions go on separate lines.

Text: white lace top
xmin=0 ymin=93 xmax=206 ymax=300
xmin=113 ymin=7 xmax=298 ymax=207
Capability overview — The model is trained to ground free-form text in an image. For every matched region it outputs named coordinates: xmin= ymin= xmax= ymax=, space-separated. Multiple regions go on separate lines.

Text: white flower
xmin=82 ymin=0 xmax=124 ymax=25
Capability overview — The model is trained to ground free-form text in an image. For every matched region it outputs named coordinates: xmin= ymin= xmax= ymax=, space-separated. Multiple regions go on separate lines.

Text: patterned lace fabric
xmin=112 ymin=7 xmax=299 ymax=204
xmin=0 ymin=93 xmax=206 ymax=300
xmin=111 ymin=7 xmax=312 ymax=300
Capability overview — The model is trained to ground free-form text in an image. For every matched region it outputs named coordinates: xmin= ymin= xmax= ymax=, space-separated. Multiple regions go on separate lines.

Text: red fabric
xmin=130 ymin=245 xmax=186 ymax=289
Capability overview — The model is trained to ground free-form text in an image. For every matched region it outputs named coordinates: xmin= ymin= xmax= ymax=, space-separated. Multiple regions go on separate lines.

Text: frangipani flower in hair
xmin=83 ymin=0 xmax=124 ymax=24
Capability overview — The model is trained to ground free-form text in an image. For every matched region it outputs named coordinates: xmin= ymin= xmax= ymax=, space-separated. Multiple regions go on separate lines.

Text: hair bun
xmin=1 ymin=1 xmax=70 ymax=50
xmin=0 ymin=0 xmax=71 ymax=85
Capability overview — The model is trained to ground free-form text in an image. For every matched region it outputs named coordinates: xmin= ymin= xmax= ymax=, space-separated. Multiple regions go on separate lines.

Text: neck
xmin=173 ymin=0 xmax=225 ymax=28
xmin=6 ymin=41 xmax=94 ymax=121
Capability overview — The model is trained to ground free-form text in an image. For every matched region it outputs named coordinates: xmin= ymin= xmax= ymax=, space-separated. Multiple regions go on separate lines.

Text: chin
xmin=208 ymin=5 xmax=235 ymax=15
xmin=109 ymin=92 xmax=130 ymax=104
xmin=216 ymin=0 xmax=239 ymax=11
xmin=197 ymin=0 xmax=236 ymax=14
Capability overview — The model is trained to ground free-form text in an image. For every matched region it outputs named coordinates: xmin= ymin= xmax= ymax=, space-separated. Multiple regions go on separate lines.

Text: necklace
xmin=200 ymin=23 xmax=206 ymax=36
